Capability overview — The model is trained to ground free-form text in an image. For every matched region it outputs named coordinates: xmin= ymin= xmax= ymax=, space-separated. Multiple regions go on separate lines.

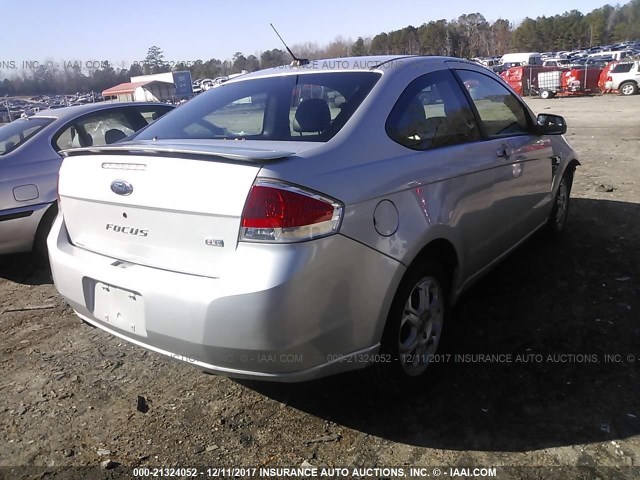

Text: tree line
xmin=1 ymin=0 xmax=638 ymax=96
xmin=364 ymin=1 xmax=639 ymax=57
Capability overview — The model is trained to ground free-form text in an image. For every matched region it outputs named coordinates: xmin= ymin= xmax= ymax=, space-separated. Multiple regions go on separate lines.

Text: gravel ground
xmin=1 ymin=94 xmax=639 ymax=480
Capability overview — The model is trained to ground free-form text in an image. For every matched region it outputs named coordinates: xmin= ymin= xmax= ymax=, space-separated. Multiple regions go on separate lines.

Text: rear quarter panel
xmin=0 ymin=137 xmax=60 ymax=211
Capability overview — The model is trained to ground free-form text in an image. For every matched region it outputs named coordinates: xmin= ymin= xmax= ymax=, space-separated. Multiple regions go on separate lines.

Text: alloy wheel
xmin=555 ymin=177 xmax=569 ymax=230
xmin=398 ymin=277 xmax=444 ymax=376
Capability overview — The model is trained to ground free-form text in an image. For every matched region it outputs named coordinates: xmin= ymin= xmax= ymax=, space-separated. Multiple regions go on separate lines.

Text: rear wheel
xmin=368 ymin=260 xmax=449 ymax=390
xmin=620 ymin=82 xmax=638 ymax=96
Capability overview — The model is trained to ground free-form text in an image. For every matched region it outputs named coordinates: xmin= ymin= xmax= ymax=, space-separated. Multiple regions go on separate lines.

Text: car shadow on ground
xmin=241 ymin=198 xmax=640 ymax=452
xmin=0 ymin=253 xmax=53 ymax=286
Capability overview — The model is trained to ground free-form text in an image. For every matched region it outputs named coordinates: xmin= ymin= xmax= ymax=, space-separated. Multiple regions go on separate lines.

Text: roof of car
xmin=31 ymin=101 xmax=172 ymax=122
xmin=236 ymin=55 xmax=468 ymax=80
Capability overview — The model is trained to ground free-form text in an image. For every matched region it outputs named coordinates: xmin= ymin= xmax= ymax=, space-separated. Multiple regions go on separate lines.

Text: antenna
xmin=270 ymin=23 xmax=309 ymax=67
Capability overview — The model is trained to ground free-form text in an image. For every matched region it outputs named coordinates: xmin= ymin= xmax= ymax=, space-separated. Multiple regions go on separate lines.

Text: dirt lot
xmin=1 ymin=94 xmax=639 ymax=480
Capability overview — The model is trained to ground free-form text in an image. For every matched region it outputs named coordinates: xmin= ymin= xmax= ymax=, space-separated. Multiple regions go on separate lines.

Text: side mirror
xmin=536 ymin=113 xmax=567 ymax=135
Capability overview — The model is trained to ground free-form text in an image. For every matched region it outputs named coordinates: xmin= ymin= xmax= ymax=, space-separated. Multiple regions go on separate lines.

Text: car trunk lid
xmin=58 ymin=144 xmax=294 ymax=277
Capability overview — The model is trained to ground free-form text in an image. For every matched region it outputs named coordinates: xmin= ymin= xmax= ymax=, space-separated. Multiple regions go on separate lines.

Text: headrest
xmin=393 ymin=96 xmax=428 ymax=138
xmin=105 ymin=129 xmax=127 ymax=144
xmin=293 ymin=98 xmax=331 ymax=133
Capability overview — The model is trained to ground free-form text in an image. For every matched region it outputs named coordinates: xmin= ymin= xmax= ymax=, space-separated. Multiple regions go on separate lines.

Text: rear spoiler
xmin=60 ymin=143 xmax=295 ymax=163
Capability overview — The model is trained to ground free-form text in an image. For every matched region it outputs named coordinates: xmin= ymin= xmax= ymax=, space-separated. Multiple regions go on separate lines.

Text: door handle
xmin=496 ymin=144 xmax=513 ymax=159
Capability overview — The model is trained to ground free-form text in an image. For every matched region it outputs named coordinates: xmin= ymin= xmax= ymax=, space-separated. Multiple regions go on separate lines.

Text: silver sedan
xmin=48 ymin=56 xmax=578 ymax=388
xmin=0 ymin=102 xmax=173 ymax=256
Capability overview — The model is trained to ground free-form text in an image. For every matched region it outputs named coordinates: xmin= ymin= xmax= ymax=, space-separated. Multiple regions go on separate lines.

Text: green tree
xmin=245 ymin=55 xmax=260 ymax=72
xmin=456 ymin=13 xmax=490 ymax=57
xmin=511 ymin=18 xmax=541 ymax=51
xmin=260 ymin=49 xmax=287 ymax=68
xmin=491 ymin=19 xmax=512 ymax=54
xmin=127 ymin=62 xmax=144 ymax=78
xmin=203 ymin=58 xmax=224 ymax=78
xmin=232 ymin=52 xmax=247 ymax=73
xmin=614 ymin=0 xmax=640 ymax=41
xmin=418 ymin=20 xmax=448 ymax=55
xmin=370 ymin=33 xmax=390 ymax=54
xmin=144 ymin=46 xmax=170 ymax=74
xmin=351 ymin=37 xmax=367 ymax=56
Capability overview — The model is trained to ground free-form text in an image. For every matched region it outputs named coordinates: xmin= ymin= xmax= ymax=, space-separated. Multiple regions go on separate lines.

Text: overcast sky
xmin=0 ymin=0 xmax=613 ymax=68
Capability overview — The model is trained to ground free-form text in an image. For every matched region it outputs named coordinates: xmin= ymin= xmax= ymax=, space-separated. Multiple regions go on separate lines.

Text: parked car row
xmin=472 ymin=40 xmax=640 ymax=75
xmin=1 ymin=92 xmax=107 ymax=123
xmin=38 ymin=55 xmax=579 ymax=387
xmin=549 ymin=40 xmax=640 ymax=61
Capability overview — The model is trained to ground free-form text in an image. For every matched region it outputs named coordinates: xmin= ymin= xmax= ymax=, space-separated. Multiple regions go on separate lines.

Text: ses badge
xmin=205 ymin=238 xmax=224 ymax=247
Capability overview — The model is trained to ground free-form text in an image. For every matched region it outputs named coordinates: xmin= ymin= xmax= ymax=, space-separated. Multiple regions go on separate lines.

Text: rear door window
xmin=386 ymin=69 xmax=480 ymax=150
xmin=0 ymin=117 xmax=53 ymax=155
xmin=55 ymin=125 xmax=83 ymax=150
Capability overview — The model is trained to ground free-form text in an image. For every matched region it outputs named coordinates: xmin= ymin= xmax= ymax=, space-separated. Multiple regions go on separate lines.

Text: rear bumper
xmin=48 ymin=214 xmax=405 ymax=382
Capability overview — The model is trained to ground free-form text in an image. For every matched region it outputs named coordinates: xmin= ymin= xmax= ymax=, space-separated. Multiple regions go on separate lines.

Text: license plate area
xmin=93 ymin=282 xmax=147 ymax=337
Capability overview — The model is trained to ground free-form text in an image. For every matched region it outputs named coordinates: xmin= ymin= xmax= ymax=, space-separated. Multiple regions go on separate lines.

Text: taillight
xmin=606 ymin=76 xmax=612 ymax=82
xmin=240 ymin=180 xmax=343 ymax=243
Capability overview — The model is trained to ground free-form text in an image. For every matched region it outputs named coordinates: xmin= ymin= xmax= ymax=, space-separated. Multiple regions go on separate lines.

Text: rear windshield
xmin=0 ymin=117 xmax=53 ymax=155
xmin=136 ymin=72 xmax=380 ymax=142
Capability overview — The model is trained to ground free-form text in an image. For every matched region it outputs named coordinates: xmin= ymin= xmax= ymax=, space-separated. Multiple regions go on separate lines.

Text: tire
xmin=366 ymin=260 xmax=449 ymax=391
xmin=540 ymin=89 xmax=554 ymax=99
xmin=545 ymin=169 xmax=573 ymax=237
xmin=619 ymin=82 xmax=638 ymax=96
xmin=33 ymin=204 xmax=57 ymax=261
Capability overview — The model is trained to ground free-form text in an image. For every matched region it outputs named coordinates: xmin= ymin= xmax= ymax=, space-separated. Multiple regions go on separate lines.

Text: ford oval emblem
xmin=111 ymin=180 xmax=133 ymax=196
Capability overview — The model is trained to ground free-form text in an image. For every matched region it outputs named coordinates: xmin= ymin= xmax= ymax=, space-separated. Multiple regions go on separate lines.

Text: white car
xmin=605 ymin=61 xmax=640 ymax=95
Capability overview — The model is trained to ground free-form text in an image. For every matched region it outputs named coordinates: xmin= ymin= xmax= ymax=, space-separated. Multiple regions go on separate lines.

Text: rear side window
xmin=386 ymin=69 xmax=480 ymax=150
xmin=456 ymin=69 xmax=531 ymax=137
xmin=137 ymin=72 xmax=380 ymax=143
xmin=612 ymin=63 xmax=633 ymax=73
xmin=0 ymin=117 xmax=53 ymax=155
